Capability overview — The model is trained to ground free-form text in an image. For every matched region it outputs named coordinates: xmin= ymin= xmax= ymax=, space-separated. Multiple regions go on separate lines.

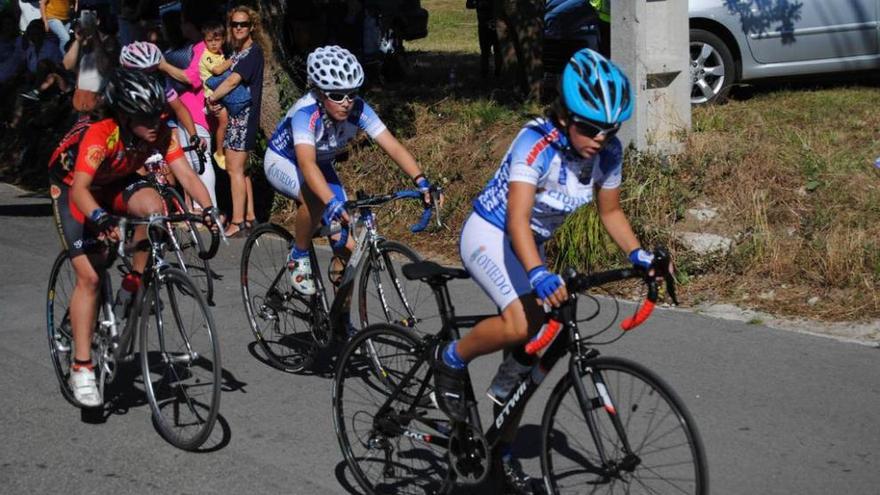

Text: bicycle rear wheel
xmin=140 ymin=267 xmax=221 ymax=451
xmin=358 ymin=241 xmax=441 ymax=335
xmin=333 ymin=324 xmax=451 ymax=495
xmin=46 ymin=251 xmax=79 ymax=406
xmin=540 ymin=356 xmax=708 ymax=494
xmin=164 ymin=189 xmax=215 ymax=305
xmin=241 ymin=223 xmax=318 ymax=372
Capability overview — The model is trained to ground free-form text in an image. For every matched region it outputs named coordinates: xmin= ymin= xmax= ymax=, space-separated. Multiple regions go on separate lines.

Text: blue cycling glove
xmin=527 ymin=265 xmax=564 ymax=301
xmin=628 ymin=248 xmax=655 ymax=269
xmin=322 ymin=197 xmax=346 ymax=225
xmin=415 ymin=175 xmax=431 ymax=194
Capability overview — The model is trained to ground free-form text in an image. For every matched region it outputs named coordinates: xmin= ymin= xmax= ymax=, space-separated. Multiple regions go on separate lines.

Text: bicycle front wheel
xmin=140 ymin=267 xmax=221 ymax=451
xmin=165 ymin=189 xmax=214 ymax=305
xmin=357 ymin=241 xmax=441 ymax=335
xmin=46 ymin=251 xmax=79 ymax=407
xmin=541 ymin=356 xmax=708 ymax=494
xmin=333 ymin=324 xmax=450 ymax=495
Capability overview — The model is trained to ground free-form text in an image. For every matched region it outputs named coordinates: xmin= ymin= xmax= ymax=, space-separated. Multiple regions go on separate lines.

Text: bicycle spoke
xmin=542 ymin=358 xmax=706 ymax=495
xmin=141 ymin=269 xmax=220 ymax=450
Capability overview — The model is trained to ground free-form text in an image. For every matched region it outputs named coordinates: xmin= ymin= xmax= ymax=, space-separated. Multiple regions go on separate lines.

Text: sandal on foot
xmin=224 ymin=221 xmax=249 ymax=238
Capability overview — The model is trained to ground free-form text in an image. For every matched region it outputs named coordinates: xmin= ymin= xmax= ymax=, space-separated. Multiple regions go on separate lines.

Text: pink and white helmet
xmin=120 ymin=41 xmax=163 ymax=70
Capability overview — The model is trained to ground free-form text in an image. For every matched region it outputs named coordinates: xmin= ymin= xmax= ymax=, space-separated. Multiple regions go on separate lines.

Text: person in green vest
xmin=590 ymin=0 xmax=610 ymax=57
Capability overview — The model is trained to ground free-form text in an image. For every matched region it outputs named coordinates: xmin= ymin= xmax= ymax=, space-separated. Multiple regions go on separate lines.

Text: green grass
xmin=408 ymin=0 xmax=479 ymax=53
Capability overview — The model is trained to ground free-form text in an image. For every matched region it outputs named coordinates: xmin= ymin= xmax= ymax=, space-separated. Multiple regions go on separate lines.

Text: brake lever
xmin=430 ymin=186 xmax=443 ymax=228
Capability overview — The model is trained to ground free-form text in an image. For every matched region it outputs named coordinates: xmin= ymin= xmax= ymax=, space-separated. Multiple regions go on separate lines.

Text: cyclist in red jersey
xmin=48 ymin=69 xmax=217 ymax=407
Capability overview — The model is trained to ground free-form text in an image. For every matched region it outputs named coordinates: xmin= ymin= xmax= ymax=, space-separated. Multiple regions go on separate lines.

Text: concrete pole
xmin=611 ymin=0 xmax=691 ymax=153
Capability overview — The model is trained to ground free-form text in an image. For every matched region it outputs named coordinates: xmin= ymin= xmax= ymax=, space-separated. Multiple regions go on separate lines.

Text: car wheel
xmin=689 ymin=28 xmax=735 ymax=105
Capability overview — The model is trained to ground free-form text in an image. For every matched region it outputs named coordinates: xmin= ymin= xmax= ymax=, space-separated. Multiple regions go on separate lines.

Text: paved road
xmin=1 ymin=182 xmax=879 ymax=494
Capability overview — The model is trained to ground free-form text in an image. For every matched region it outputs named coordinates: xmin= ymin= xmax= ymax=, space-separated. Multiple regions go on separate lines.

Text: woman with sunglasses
xmin=263 ymin=45 xmax=437 ymax=309
xmin=431 ymin=48 xmax=660 ymax=492
xmin=47 ymin=69 xmax=217 ymax=407
xmin=206 ymin=5 xmax=268 ymax=237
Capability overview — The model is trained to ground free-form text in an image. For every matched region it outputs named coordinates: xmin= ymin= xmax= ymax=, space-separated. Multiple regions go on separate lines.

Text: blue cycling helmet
xmin=561 ymin=48 xmax=633 ymax=125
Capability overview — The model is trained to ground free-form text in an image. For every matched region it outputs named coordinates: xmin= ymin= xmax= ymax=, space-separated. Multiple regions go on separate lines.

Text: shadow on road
xmin=77 ymin=358 xmax=243 ymax=453
xmin=246 ymin=340 xmax=340 ymax=378
xmin=0 ymin=202 xmax=52 ymax=217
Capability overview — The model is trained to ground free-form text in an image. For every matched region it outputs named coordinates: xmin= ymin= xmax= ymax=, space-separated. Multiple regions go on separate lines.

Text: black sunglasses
xmin=324 ymin=90 xmax=358 ymax=104
xmin=131 ymin=113 xmax=163 ymax=128
xmin=572 ymin=117 xmax=620 ymax=140
xmin=230 ymin=21 xmax=252 ymax=29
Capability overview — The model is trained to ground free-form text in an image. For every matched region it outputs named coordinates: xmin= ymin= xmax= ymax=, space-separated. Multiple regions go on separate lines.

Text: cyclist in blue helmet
xmin=433 ymin=48 xmax=659 ymax=493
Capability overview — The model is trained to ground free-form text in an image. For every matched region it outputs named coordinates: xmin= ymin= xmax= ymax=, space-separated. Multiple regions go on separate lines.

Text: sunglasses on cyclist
xmin=230 ymin=21 xmax=252 ymax=29
xmin=571 ymin=117 xmax=620 ymax=140
xmin=131 ymin=113 xmax=163 ymax=128
xmin=323 ymin=90 xmax=358 ymax=104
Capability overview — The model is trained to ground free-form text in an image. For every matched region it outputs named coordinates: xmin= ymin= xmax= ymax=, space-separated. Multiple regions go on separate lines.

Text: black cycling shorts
xmin=49 ymin=176 xmax=153 ymax=257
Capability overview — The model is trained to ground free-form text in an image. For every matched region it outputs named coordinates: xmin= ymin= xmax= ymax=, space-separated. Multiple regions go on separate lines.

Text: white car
xmin=690 ymin=0 xmax=880 ymax=104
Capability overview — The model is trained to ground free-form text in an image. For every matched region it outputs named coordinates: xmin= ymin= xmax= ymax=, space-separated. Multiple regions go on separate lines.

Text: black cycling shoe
xmin=431 ymin=344 xmax=472 ymax=423
xmin=500 ymin=456 xmax=545 ymax=495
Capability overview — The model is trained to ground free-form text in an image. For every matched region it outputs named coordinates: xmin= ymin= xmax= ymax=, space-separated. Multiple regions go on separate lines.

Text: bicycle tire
xmin=140 ymin=267 xmax=221 ymax=451
xmin=240 ymin=223 xmax=318 ymax=372
xmin=540 ymin=356 xmax=708 ymax=494
xmin=357 ymin=240 xmax=441 ymax=335
xmin=333 ymin=323 xmax=451 ymax=495
xmin=46 ymin=251 xmax=80 ymax=407
xmin=164 ymin=188 xmax=215 ymax=305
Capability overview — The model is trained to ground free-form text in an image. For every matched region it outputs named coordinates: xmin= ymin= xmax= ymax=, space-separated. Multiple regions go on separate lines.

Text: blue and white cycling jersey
xmin=473 ymin=117 xmax=623 ymax=242
xmin=267 ymin=92 xmax=387 ymax=165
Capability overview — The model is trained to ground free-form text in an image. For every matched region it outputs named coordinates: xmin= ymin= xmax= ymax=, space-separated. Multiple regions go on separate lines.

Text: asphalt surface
xmin=1 ymin=182 xmax=879 ymax=494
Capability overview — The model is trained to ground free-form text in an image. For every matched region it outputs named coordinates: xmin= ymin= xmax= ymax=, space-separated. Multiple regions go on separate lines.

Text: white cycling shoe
xmin=69 ymin=366 xmax=102 ymax=408
xmin=288 ymin=257 xmax=316 ymax=295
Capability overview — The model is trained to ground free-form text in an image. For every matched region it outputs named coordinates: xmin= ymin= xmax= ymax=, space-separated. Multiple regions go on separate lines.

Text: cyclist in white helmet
xmin=264 ymin=45 xmax=441 ymax=328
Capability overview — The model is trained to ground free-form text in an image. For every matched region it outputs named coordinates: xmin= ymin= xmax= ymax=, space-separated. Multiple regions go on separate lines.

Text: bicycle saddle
xmin=402 ymin=261 xmax=469 ymax=283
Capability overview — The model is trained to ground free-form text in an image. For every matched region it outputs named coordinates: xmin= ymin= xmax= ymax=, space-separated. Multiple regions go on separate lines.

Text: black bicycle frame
xmin=378 ymin=274 xmax=640 ymax=466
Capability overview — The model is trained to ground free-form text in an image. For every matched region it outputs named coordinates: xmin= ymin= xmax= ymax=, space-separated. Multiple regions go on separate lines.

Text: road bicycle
xmin=240 ymin=188 xmax=441 ymax=373
xmin=332 ymin=249 xmax=708 ymax=494
xmin=46 ymin=212 xmax=224 ymax=450
xmin=145 ymin=146 xmax=218 ymax=305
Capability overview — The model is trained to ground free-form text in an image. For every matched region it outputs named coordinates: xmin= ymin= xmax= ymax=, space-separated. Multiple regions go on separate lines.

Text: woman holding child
xmin=206 ymin=4 xmax=267 ymax=237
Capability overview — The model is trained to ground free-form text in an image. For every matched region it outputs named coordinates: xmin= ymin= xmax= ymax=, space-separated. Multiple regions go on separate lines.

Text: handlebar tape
xmin=620 ymin=300 xmax=656 ymax=331
xmin=525 ymin=318 xmax=563 ymax=355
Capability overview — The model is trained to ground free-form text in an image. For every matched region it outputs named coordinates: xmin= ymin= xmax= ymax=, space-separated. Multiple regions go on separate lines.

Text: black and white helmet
xmin=104 ymin=68 xmax=167 ymax=118
xmin=307 ymin=45 xmax=364 ymax=91
xmin=119 ymin=41 xmax=163 ymax=70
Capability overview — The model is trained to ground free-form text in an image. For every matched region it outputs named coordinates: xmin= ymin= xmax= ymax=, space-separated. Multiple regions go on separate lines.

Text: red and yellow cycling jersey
xmin=48 ymin=118 xmax=185 ymax=187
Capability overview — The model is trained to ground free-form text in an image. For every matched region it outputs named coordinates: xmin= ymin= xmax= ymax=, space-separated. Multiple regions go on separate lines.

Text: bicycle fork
xmin=569 ymin=356 xmax=641 ymax=477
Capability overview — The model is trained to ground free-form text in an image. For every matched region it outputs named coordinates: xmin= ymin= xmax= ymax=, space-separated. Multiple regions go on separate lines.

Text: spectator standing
xmin=466 ymin=0 xmax=500 ymax=78
xmin=1 ymin=12 xmax=23 ymax=120
xmin=62 ymin=7 xmax=119 ymax=114
xmin=206 ymin=4 xmax=267 ymax=237
xmin=590 ymin=0 xmax=610 ymax=57
xmin=40 ymin=0 xmax=69 ymax=53
xmin=21 ymin=18 xmax=60 ymax=73
xmin=157 ymin=1 xmax=217 ymax=207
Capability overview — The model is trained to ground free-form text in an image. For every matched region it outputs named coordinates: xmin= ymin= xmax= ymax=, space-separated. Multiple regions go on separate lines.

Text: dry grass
xmin=267 ymin=1 xmax=880 ymax=321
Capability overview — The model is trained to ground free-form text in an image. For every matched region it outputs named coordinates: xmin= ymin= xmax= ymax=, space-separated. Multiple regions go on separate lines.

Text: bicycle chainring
xmin=310 ymin=306 xmax=334 ymax=349
xmin=447 ymin=422 xmax=490 ymax=485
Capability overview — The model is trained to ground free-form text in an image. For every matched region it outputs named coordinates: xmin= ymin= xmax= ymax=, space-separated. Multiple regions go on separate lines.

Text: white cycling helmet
xmin=120 ymin=41 xmax=163 ymax=70
xmin=307 ymin=45 xmax=364 ymax=91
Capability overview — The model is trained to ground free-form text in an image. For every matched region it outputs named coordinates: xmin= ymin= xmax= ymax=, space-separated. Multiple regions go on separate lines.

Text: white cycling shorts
xmin=459 ymin=212 xmax=544 ymax=311
xmin=263 ymin=148 xmax=347 ymax=203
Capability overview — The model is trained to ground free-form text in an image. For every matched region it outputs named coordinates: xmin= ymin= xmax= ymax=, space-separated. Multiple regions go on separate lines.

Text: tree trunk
xmin=493 ymin=0 xmax=544 ymax=99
